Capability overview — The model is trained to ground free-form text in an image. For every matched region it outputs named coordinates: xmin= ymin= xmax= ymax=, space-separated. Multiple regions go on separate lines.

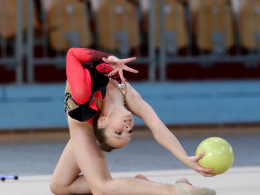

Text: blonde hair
xmin=93 ymin=113 xmax=115 ymax=152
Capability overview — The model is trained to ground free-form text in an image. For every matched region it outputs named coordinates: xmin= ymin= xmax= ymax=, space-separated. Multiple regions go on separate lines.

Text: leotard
xmin=64 ymin=48 xmax=122 ymax=123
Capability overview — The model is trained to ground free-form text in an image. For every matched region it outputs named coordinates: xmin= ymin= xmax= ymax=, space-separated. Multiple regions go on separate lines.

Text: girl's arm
xmin=125 ymin=83 xmax=216 ymax=177
xmin=66 ymin=48 xmax=137 ymax=104
xmin=125 ymin=85 xmax=188 ymax=162
xmin=66 ymin=48 xmax=112 ymax=104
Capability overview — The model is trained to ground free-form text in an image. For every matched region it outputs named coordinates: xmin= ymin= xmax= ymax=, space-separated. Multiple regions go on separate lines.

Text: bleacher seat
xmin=47 ymin=0 xmax=92 ymax=51
xmin=191 ymin=0 xmax=234 ymax=53
xmin=0 ymin=0 xmax=39 ymax=39
xmin=240 ymin=0 xmax=260 ymax=50
xmin=154 ymin=0 xmax=188 ymax=53
xmin=96 ymin=0 xmax=139 ymax=55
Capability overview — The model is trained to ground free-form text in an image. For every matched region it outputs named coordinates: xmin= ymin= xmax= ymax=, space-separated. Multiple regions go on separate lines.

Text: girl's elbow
xmin=133 ymin=91 xmax=143 ymax=102
xmin=67 ymin=48 xmax=74 ymax=56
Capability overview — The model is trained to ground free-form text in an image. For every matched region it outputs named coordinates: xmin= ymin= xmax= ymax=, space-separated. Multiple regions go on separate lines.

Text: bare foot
xmin=134 ymin=174 xmax=149 ymax=181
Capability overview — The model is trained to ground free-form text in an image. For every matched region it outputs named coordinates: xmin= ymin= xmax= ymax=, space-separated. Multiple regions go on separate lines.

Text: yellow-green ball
xmin=196 ymin=137 xmax=234 ymax=175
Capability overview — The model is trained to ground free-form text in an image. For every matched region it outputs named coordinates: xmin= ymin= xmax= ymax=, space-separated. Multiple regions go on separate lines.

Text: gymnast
xmin=50 ymin=48 xmax=216 ymax=195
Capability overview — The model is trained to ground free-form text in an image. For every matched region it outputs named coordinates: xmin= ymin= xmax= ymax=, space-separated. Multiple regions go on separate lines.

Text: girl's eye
xmin=129 ymin=130 xmax=133 ymax=134
xmin=116 ymin=132 xmax=121 ymax=135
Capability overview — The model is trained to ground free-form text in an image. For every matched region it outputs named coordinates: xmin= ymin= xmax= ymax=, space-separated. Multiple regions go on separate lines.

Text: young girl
xmin=50 ymin=48 xmax=216 ymax=195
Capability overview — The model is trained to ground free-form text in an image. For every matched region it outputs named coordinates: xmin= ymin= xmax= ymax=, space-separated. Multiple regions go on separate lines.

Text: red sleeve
xmin=66 ymin=48 xmax=111 ymax=105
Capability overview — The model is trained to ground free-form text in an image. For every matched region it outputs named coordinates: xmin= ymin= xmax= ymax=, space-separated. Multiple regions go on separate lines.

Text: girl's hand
xmin=102 ymin=56 xmax=138 ymax=82
xmin=183 ymin=152 xmax=217 ymax=177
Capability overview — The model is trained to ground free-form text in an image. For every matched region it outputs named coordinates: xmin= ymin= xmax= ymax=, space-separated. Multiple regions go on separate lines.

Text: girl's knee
xmin=50 ymin=182 xmax=60 ymax=195
xmin=50 ymin=178 xmax=68 ymax=195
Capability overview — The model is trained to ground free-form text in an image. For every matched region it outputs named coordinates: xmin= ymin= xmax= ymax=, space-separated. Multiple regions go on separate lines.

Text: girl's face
xmin=99 ymin=109 xmax=134 ymax=148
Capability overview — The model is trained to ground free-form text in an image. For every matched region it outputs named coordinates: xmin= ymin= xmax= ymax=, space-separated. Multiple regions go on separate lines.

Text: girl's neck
xmin=99 ymin=82 xmax=125 ymax=115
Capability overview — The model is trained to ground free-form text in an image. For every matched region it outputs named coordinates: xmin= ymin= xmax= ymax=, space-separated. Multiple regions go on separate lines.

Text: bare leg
xmin=50 ymin=140 xmax=151 ymax=195
xmin=53 ymin=116 xmax=204 ymax=195
xmin=50 ymin=139 xmax=92 ymax=195
xmin=67 ymin=116 xmax=179 ymax=195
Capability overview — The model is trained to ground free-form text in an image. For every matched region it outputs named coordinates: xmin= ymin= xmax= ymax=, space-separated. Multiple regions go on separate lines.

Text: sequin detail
xmin=64 ymin=80 xmax=80 ymax=116
xmin=83 ymin=48 xmax=111 ymax=62
xmin=109 ymin=78 xmax=127 ymax=107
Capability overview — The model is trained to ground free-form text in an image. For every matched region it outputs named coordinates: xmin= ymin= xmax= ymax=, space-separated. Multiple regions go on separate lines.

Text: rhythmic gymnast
xmin=50 ymin=48 xmax=216 ymax=195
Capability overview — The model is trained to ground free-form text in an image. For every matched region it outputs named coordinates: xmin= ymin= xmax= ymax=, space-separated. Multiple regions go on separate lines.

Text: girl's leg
xmin=67 ymin=116 xmax=176 ymax=195
xmin=61 ymin=116 xmax=201 ymax=195
xmin=50 ymin=139 xmax=92 ymax=195
xmin=50 ymin=138 xmax=149 ymax=195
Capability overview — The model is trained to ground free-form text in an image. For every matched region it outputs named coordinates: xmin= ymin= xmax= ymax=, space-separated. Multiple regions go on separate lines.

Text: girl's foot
xmin=174 ymin=178 xmax=194 ymax=193
xmin=172 ymin=178 xmax=216 ymax=195
xmin=135 ymin=174 xmax=149 ymax=181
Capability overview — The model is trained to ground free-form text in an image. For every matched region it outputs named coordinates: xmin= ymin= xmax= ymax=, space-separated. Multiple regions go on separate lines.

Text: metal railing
xmin=0 ymin=0 xmax=260 ymax=84
xmin=0 ymin=0 xmax=23 ymax=84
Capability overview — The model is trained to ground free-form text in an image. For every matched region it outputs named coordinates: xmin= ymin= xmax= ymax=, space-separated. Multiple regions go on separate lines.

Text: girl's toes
xmin=175 ymin=178 xmax=194 ymax=192
xmin=135 ymin=174 xmax=149 ymax=181
xmin=175 ymin=178 xmax=190 ymax=185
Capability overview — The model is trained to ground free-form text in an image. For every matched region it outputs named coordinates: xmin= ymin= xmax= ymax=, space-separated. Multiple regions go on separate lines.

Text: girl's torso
xmin=65 ymin=78 xmax=128 ymax=120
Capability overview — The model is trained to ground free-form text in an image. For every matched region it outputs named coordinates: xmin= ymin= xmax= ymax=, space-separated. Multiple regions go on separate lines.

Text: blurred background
xmin=0 ymin=0 xmax=260 ymax=178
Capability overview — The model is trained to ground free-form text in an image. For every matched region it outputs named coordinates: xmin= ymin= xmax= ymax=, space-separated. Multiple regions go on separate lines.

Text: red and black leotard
xmin=64 ymin=48 xmax=121 ymax=123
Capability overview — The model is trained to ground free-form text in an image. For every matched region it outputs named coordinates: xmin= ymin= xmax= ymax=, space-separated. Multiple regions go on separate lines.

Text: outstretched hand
xmin=102 ymin=56 xmax=138 ymax=82
xmin=183 ymin=152 xmax=217 ymax=177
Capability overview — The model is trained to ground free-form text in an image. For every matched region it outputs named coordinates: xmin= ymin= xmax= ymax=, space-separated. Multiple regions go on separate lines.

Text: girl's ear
xmin=98 ymin=116 xmax=107 ymax=128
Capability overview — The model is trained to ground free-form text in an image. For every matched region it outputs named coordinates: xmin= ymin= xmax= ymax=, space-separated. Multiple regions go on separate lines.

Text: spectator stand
xmin=1 ymin=0 xmax=260 ymax=83
xmin=158 ymin=0 xmax=260 ymax=81
xmin=26 ymin=0 xmax=155 ymax=83
xmin=0 ymin=0 xmax=23 ymax=84
xmin=26 ymin=0 xmax=92 ymax=83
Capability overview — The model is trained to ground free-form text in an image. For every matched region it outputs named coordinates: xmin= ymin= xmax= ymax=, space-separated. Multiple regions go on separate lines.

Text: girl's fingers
xmin=200 ymin=172 xmax=217 ymax=177
xmin=199 ymin=167 xmax=214 ymax=173
xmin=119 ymin=70 xmax=125 ymax=82
xmin=102 ymin=57 xmax=111 ymax=63
xmin=196 ymin=152 xmax=205 ymax=161
xmin=123 ymin=65 xmax=139 ymax=73
xmin=103 ymin=57 xmax=136 ymax=65
xmin=108 ymin=69 xmax=118 ymax=76
xmin=121 ymin=57 xmax=136 ymax=64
